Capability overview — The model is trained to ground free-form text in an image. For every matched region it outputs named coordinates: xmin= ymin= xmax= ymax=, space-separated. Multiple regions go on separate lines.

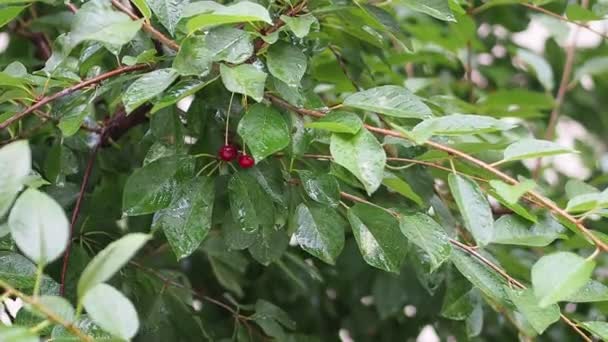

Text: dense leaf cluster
xmin=1 ymin=0 xmax=608 ymax=341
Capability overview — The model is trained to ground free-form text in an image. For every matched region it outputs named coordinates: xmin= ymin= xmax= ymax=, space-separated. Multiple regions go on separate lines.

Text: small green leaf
xmin=151 ymin=75 xmax=219 ymax=113
xmin=267 ymin=42 xmax=307 ymax=87
xmin=0 ymin=140 xmax=31 ymax=217
xmin=304 ymin=111 xmax=362 ymax=134
xmin=343 ymin=85 xmax=432 ymax=119
xmin=147 ymin=0 xmax=187 ymax=34
xmin=566 ymin=191 xmax=608 ymax=213
xmin=565 ymin=280 xmax=608 ymax=303
xmin=412 ymin=114 xmax=515 ymax=143
xmin=399 ymin=213 xmax=451 ymax=271
xmin=382 ymin=171 xmax=424 ymax=206
xmin=131 ymin=0 xmax=151 ymax=19
xmin=220 ymin=64 xmax=267 ymax=102
xmin=70 ymin=0 xmax=142 ymax=47
xmin=580 ymin=321 xmax=608 ymax=340
xmin=51 ymin=316 xmax=115 ymax=340
xmin=83 ymin=283 xmax=139 ymax=340
xmin=505 ymin=287 xmax=560 ymax=334
xmin=294 ymin=203 xmax=346 ymax=264
xmin=489 ymin=179 xmax=536 ymax=205
xmin=123 ymin=68 xmax=178 ymax=114
xmin=397 ymin=0 xmax=455 ymax=21
xmin=0 ymin=6 xmax=27 ymax=28
xmin=153 ymin=176 xmax=215 ymax=260
xmin=330 ymin=130 xmax=386 ymax=195
xmin=280 ymin=14 xmax=317 ymax=38
xmin=122 ymin=157 xmax=179 ymax=216
xmin=228 ymin=171 xmax=274 ymax=233
xmin=8 ymin=188 xmax=69 ymax=264
xmin=183 ymin=1 xmax=272 ymax=33
xmin=0 ymin=325 xmax=38 ymax=342
xmin=347 ymin=203 xmax=408 ymax=273
xmin=77 ymin=233 xmax=151 ymax=298
xmin=516 ymin=48 xmax=554 ymax=91
xmin=237 ymin=104 xmax=290 ymax=162
xmin=296 ymin=170 xmax=340 ymax=207
xmin=532 ymin=252 xmax=595 ymax=307
xmin=448 ymin=174 xmax=493 ymax=246
xmin=502 ymin=139 xmax=575 ymax=162
xmin=491 ymin=214 xmax=565 ymax=247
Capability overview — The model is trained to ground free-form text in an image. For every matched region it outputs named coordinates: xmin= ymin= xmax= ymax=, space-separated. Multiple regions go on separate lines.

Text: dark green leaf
xmin=399 ymin=213 xmax=451 ymax=272
xmin=237 ymin=103 xmax=290 ymax=162
xmin=293 ymin=203 xmax=345 ymax=264
xmin=296 ymin=170 xmax=340 ymax=207
xmin=491 ymin=214 xmax=565 ymax=247
xmin=228 ymin=171 xmax=274 ymax=233
xmin=267 ymin=42 xmax=307 ymax=87
xmin=448 ymin=174 xmax=493 ymax=246
xmin=122 ymin=68 xmax=178 ymax=114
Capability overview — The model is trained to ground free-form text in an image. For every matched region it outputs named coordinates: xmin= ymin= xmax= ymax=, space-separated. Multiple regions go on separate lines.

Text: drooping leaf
xmin=296 ymin=170 xmax=340 ymax=207
xmin=330 ymin=130 xmax=386 ymax=195
xmin=448 ymin=174 xmax=493 ymax=246
xmin=505 ymin=287 xmax=560 ymax=334
xmin=220 ymin=64 xmax=267 ymax=102
xmin=122 ymin=68 xmax=178 ymax=114
xmin=347 ymin=203 xmax=408 ymax=273
xmin=77 ymin=233 xmax=151 ymax=298
xmin=8 ymin=188 xmax=69 ymax=264
xmin=0 ymin=140 xmax=31 ymax=217
xmin=83 ymin=283 xmax=139 ymax=340
xmin=147 ymin=0 xmax=187 ymax=34
xmin=237 ymin=104 xmax=290 ymax=162
xmin=502 ymin=139 xmax=576 ymax=162
xmin=152 ymin=176 xmax=214 ymax=260
xmin=267 ymin=42 xmax=307 ymax=87
xmin=183 ymin=1 xmax=272 ymax=33
xmin=70 ymin=0 xmax=142 ymax=47
xmin=304 ymin=111 xmax=362 ymax=134
xmin=531 ymin=252 xmax=595 ymax=307
xmin=228 ymin=171 xmax=274 ymax=233
xmin=343 ymin=85 xmax=432 ymax=119
xmin=491 ymin=214 xmax=565 ymax=247
xmin=399 ymin=213 xmax=451 ymax=272
xmin=131 ymin=0 xmax=151 ymax=19
xmin=293 ymin=203 xmax=346 ymax=264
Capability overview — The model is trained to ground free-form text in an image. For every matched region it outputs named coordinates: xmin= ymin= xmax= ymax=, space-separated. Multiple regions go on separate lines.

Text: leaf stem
xmin=32 ymin=262 xmax=45 ymax=297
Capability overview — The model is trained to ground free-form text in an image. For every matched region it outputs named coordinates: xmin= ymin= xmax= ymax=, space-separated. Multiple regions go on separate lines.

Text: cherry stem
xmin=225 ymin=92 xmax=235 ymax=145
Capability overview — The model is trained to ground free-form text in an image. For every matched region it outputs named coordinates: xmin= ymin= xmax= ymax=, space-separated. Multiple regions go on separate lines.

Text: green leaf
xmin=228 ymin=171 xmax=274 ymax=233
xmin=83 ymin=283 xmax=139 ymax=340
xmin=450 ymin=248 xmax=510 ymax=306
xmin=0 ymin=140 xmax=31 ymax=217
xmin=580 ymin=321 xmax=608 ymax=340
xmin=0 ymin=6 xmax=27 ymax=28
xmin=399 ymin=213 xmax=451 ymax=272
xmin=0 ymin=252 xmax=59 ymax=294
xmin=382 ymin=171 xmax=424 ymax=206
xmin=223 ymin=213 xmax=257 ymax=250
xmin=122 ymin=68 xmax=178 ymax=114
xmin=343 ymin=85 xmax=432 ymax=119
xmin=8 ymin=188 xmax=69 ymax=264
xmin=267 ymin=42 xmax=307 ymax=87
xmin=293 ymin=203 xmax=346 ymax=264
xmin=251 ymin=299 xmax=295 ymax=339
xmin=131 ymin=0 xmax=151 ymax=19
xmin=489 ymin=179 xmax=536 ymax=205
xmin=51 ymin=316 xmax=117 ymax=341
xmin=237 ymin=103 xmax=290 ymax=162
xmin=146 ymin=0 xmax=187 ymax=34
xmin=304 ymin=111 xmax=362 ymax=134
xmin=70 ymin=0 xmax=142 ymax=47
xmin=574 ymin=56 xmax=608 ymax=81
xmin=566 ymin=4 xmax=600 ymax=21
xmin=220 ymin=64 xmax=267 ymax=102
xmin=249 ymin=225 xmax=289 ymax=265
xmin=516 ymin=48 xmax=554 ymax=91
xmin=77 ymin=233 xmax=151 ymax=298
xmin=565 ymin=280 xmax=608 ymax=303
xmin=448 ymin=174 xmax=493 ymax=246
xmin=565 ymin=179 xmax=599 ymax=199
xmin=531 ymin=252 xmax=595 ymax=307
xmin=566 ymin=191 xmax=608 ymax=213
xmin=441 ymin=269 xmax=474 ymax=320
xmin=412 ymin=114 xmax=515 ymax=143
xmin=491 ymin=214 xmax=565 ymax=247
xmin=27 ymin=296 xmax=75 ymax=323
xmin=505 ymin=287 xmax=560 ymax=334
xmin=330 ymin=130 xmax=386 ymax=195
xmin=502 ymin=139 xmax=576 ymax=162
xmin=280 ymin=14 xmax=317 ymax=38
xmin=183 ymin=1 xmax=272 ymax=33
xmin=173 ymin=27 xmax=253 ymax=77
xmin=397 ymin=0 xmax=455 ymax=21
xmin=151 ymin=75 xmax=218 ymax=113
xmin=347 ymin=203 xmax=408 ymax=273
xmin=152 ymin=176 xmax=214 ymax=260
xmin=296 ymin=170 xmax=340 ymax=207
xmin=0 ymin=326 xmax=38 ymax=342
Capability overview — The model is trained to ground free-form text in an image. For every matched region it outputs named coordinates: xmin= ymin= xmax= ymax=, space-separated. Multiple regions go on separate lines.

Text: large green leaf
xmin=491 ymin=214 xmax=565 ymax=247
xmin=183 ymin=1 xmax=272 ymax=33
xmin=580 ymin=321 xmax=608 ymax=340
xmin=565 ymin=280 xmax=608 ymax=303
xmin=146 ymin=0 xmax=187 ymax=34
xmin=330 ymin=130 xmax=386 ymax=195
xmin=122 ymin=68 xmax=178 ymax=114
xmin=304 ymin=110 xmax=362 ymax=134
xmin=448 ymin=174 xmax=493 ymax=246
xmin=294 ymin=203 xmax=346 ymax=264
xmin=399 ymin=213 xmax=451 ymax=272
xmin=173 ymin=27 xmax=253 ymax=77
xmin=412 ymin=114 xmax=515 ymax=143
xmin=505 ymin=287 xmax=560 ymax=334
xmin=8 ymin=188 xmax=68 ymax=264
xmin=267 ymin=42 xmax=307 ymax=87
xmin=0 ymin=140 xmax=31 ymax=217
xmin=228 ymin=171 xmax=274 ymax=233
xmin=83 ymin=283 xmax=139 ymax=340
xmin=152 ymin=176 xmax=214 ymax=260
xmin=0 ymin=6 xmax=26 ymax=28
xmin=347 ymin=203 xmax=408 ymax=273
xmin=343 ymin=85 xmax=432 ymax=119
xmin=70 ymin=0 xmax=142 ymax=47
xmin=77 ymin=233 xmax=151 ymax=298
xmin=280 ymin=14 xmax=317 ymax=38
xmin=502 ymin=139 xmax=576 ymax=162
xmin=220 ymin=64 xmax=267 ymax=102
xmin=236 ymin=104 xmax=290 ymax=162
xmin=531 ymin=252 xmax=595 ymax=307
xmin=296 ymin=170 xmax=340 ymax=207
xmin=397 ymin=0 xmax=455 ymax=21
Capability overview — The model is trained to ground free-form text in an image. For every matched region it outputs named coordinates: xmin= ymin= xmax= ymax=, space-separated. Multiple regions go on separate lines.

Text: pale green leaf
xmin=565 ymin=280 xmax=608 ymax=303
xmin=382 ymin=171 xmax=424 ymax=206
xmin=147 ymin=0 xmax=187 ymax=34
xmin=0 ymin=140 xmax=31 ymax=217
xmin=343 ymin=85 xmax=432 ymax=119
xmin=491 ymin=214 xmax=565 ymax=247
xmin=396 ymin=0 xmax=455 ymax=21
xmin=448 ymin=174 xmax=493 ymax=246
xmin=399 ymin=213 xmax=451 ymax=272
xmin=505 ymin=287 xmax=560 ymax=334
xmin=412 ymin=114 xmax=515 ymax=143
xmin=0 ymin=326 xmax=38 ymax=342
xmin=0 ymin=5 xmax=26 ymax=28
xmin=267 ymin=42 xmax=307 ymax=87
xmin=183 ymin=1 xmax=272 ymax=33
xmin=220 ymin=64 xmax=267 ymax=102
xmin=70 ymin=0 xmax=142 ymax=47
xmin=83 ymin=283 xmax=139 ymax=340
xmin=502 ymin=139 xmax=575 ymax=162
xmin=280 ymin=14 xmax=317 ymax=38
xmin=489 ymin=179 xmax=536 ymax=205
xmin=516 ymin=49 xmax=554 ymax=91
xmin=580 ymin=321 xmax=608 ymax=340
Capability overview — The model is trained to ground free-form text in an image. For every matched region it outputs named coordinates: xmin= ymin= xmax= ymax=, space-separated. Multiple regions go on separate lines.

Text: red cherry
xmin=218 ymin=145 xmax=237 ymax=161
xmin=238 ymin=155 xmax=255 ymax=168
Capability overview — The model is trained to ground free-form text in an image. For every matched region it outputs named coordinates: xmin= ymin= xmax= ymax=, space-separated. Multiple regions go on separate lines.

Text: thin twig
xmin=0 ymin=64 xmax=149 ymax=130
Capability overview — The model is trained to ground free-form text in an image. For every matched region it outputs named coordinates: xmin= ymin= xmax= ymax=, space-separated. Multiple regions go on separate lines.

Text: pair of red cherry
xmin=218 ymin=145 xmax=254 ymax=168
